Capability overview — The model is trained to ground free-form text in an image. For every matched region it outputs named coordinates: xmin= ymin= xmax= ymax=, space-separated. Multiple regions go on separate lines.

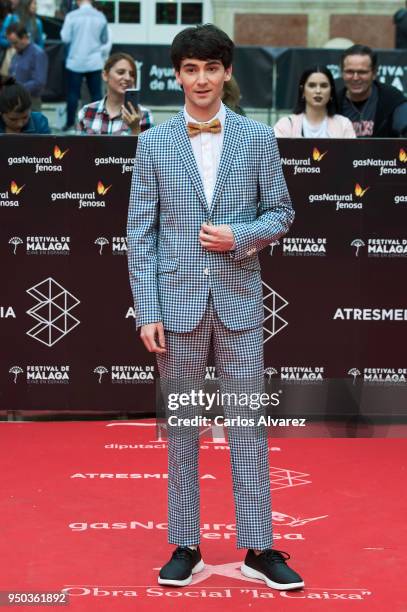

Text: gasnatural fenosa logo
xmin=312 ymin=147 xmax=327 ymax=162
xmin=0 ymin=181 xmax=25 ymax=207
xmin=281 ymin=146 xmax=328 ymax=175
xmin=7 ymin=144 xmax=68 ymax=173
xmin=308 ymin=182 xmax=370 ymax=211
xmin=50 ymin=181 xmax=112 ymax=209
xmin=352 ymin=147 xmax=406 ymax=176
xmin=54 ymin=145 xmax=69 ymax=160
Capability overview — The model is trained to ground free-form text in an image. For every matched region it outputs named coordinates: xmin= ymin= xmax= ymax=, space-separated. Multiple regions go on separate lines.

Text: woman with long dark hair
xmin=0 ymin=0 xmax=44 ymax=49
xmin=274 ymin=65 xmax=355 ymax=138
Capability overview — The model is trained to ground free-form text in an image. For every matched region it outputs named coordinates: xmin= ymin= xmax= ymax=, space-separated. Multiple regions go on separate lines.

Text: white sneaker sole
xmin=241 ymin=563 xmax=304 ymax=590
xmin=158 ymin=559 xmax=205 ymax=587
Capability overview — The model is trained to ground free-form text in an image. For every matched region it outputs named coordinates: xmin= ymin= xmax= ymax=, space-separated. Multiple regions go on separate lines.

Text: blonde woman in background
xmin=77 ymin=52 xmax=153 ymax=135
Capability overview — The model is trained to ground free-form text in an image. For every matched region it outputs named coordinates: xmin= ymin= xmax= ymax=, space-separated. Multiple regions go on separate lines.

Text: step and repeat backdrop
xmin=1 ymin=136 xmax=406 ymax=416
xmin=43 ymin=44 xmax=407 ymax=109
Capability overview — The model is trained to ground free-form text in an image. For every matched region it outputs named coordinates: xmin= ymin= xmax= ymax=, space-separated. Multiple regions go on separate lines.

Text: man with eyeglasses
xmin=337 ymin=44 xmax=407 ymax=137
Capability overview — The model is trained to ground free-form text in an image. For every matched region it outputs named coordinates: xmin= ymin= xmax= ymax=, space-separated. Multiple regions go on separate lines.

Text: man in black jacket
xmin=394 ymin=3 xmax=407 ymax=49
xmin=337 ymin=44 xmax=407 ymax=137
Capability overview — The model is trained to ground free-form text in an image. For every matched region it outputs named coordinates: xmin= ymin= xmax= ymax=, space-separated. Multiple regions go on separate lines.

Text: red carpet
xmin=0 ymin=421 xmax=406 ymax=611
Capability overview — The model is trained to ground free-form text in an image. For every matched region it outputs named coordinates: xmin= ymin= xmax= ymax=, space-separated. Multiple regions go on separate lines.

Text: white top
xmin=184 ymin=102 xmax=225 ymax=205
xmin=302 ymin=116 xmax=329 ymax=138
xmin=274 ymin=113 xmax=356 ymax=138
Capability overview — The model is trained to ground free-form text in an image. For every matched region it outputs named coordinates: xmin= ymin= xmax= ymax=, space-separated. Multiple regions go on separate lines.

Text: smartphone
xmin=124 ymin=88 xmax=140 ymax=111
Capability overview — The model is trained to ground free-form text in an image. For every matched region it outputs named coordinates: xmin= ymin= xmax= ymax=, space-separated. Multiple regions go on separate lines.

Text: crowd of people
xmin=0 ymin=0 xmax=406 ymax=137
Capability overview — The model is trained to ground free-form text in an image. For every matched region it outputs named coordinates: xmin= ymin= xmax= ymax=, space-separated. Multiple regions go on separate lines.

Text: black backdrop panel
xmin=275 ymin=48 xmax=407 ymax=110
xmin=1 ymin=136 xmax=406 ymax=414
xmin=110 ymin=44 xmax=273 ymax=108
xmin=42 ymin=42 xmax=406 ymax=108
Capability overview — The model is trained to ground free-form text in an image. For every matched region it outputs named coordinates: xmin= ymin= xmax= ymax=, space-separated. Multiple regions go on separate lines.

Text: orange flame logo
xmin=399 ymin=148 xmax=407 ymax=163
xmin=54 ymin=145 xmax=69 ymax=160
xmin=97 ymin=181 xmax=112 ymax=196
xmin=10 ymin=180 xmax=25 ymax=195
xmin=312 ymin=147 xmax=327 ymax=162
xmin=354 ymin=183 xmax=369 ymax=197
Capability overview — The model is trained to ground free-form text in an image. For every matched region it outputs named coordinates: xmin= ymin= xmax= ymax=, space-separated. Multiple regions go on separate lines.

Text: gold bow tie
xmin=187 ymin=119 xmax=222 ymax=138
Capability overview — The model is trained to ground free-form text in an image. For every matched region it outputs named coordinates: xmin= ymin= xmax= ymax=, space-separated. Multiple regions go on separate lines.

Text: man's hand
xmin=140 ymin=322 xmax=166 ymax=354
xmin=199 ymin=223 xmax=235 ymax=251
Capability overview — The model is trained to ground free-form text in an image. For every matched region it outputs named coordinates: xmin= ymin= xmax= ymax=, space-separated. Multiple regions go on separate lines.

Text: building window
xmin=119 ymin=1 xmax=141 ymax=23
xmin=181 ymin=2 xmax=202 ymax=24
xmin=95 ymin=0 xmax=115 ymax=23
xmin=155 ymin=2 xmax=203 ymax=25
xmin=156 ymin=2 xmax=178 ymax=24
xmin=95 ymin=0 xmax=140 ymax=24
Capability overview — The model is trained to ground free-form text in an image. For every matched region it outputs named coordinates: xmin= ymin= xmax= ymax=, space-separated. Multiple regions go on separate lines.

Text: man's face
xmin=7 ymin=33 xmax=28 ymax=52
xmin=342 ymin=54 xmax=375 ymax=101
xmin=175 ymin=58 xmax=232 ymax=120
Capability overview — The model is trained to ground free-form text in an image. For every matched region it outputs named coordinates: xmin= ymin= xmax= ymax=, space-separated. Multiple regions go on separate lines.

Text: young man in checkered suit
xmin=127 ymin=24 xmax=304 ymax=591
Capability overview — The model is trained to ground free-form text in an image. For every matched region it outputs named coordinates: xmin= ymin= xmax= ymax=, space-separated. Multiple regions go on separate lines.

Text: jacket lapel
xmin=170 ymin=112 xmax=208 ymax=210
xmin=209 ymin=109 xmax=243 ymax=214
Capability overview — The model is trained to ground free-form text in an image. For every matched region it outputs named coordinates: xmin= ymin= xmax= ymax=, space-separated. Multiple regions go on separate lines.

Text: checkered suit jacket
xmin=127 ymin=107 xmax=294 ymax=332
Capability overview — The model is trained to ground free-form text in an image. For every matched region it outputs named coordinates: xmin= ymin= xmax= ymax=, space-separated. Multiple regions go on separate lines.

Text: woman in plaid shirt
xmin=76 ymin=52 xmax=153 ymax=135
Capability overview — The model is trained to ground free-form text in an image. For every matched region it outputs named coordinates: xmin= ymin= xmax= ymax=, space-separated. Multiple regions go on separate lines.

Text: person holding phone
xmin=76 ymin=52 xmax=153 ymax=135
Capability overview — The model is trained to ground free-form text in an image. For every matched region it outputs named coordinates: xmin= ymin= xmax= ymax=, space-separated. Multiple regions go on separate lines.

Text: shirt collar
xmin=99 ymin=97 xmax=108 ymax=113
xmin=184 ymin=101 xmax=226 ymax=127
xmin=100 ymin=96 xmax=124 ymax=120
xmin=18 ymin=42 xmax=32 ymax=55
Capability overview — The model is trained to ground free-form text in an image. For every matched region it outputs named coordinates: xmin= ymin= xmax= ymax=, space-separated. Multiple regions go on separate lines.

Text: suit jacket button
xmin=203 ymin=267 xmax=209 ymax=276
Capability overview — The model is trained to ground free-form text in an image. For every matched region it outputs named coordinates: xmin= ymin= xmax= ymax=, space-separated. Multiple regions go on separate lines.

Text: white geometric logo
xmin=270 ymin=466 xmax=311 ymax=491
xmin=262 ymin=281 xmax=289 ymax=343
xmin=26 ymin=278 xmax=80 ymax=347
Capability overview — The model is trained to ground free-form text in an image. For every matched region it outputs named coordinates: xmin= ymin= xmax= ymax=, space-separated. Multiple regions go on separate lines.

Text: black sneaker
xmin=241 ymin=549 xmax=304 ymax=590
xmin=158 ymin=546 xmax=204 ymax=586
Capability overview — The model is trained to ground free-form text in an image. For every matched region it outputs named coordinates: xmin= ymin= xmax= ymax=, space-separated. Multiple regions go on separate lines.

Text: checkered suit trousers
xmin=157 ymin=296 xmax=273 ymax=549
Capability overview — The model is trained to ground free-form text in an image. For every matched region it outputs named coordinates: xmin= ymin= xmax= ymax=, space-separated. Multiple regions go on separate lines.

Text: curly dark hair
xmin=171 ymin=24 xmax=234 ymax=72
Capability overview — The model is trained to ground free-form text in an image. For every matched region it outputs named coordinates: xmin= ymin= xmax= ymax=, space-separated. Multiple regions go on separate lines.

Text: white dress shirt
xmin=184 ymin=102 xmax=225 ymax=206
